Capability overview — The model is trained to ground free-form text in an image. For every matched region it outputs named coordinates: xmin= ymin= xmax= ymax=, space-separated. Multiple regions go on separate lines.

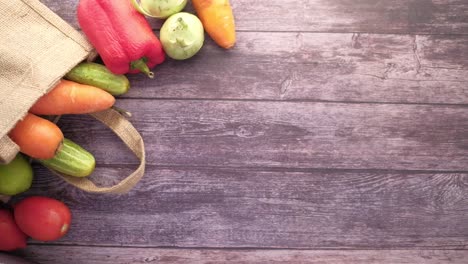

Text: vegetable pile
xmin=0 ymin=0 xmax=236 ymax=251
xmin=0 ymin=196 xmax=72 ymax=251
xmin=1 ymin=62 xmax=124 ymax=250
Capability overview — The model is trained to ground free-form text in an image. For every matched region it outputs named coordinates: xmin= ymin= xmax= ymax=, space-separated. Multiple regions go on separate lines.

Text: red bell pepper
xmin=77 ymin=0 xmax=165 ymax=78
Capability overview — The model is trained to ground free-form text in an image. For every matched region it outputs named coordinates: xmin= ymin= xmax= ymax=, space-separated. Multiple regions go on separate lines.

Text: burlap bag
xmin=0 ymin=0 xmax=145 ymax=194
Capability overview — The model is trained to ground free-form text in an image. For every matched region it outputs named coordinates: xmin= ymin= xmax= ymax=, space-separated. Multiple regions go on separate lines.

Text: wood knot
xmin=235 ymin=125 xmax=262 ymax=138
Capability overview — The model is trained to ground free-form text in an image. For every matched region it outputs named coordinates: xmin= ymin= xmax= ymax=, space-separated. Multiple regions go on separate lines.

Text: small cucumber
xmin=65 ymin=62 xmax=130 ymax=96
xmin=39 ymin=138 xmax=95 ymax=178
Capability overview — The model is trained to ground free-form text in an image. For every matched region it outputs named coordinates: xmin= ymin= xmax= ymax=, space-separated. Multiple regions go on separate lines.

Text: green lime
xmin=0 ymin=154 xmax=33 ymax=195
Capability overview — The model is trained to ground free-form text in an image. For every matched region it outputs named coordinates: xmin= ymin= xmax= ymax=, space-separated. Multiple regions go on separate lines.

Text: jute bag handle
xmin=50 ymin=108 xmax=146 ymax=194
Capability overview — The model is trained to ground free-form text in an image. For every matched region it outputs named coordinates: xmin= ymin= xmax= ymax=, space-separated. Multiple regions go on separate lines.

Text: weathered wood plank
xmin=0 ymin=254 xmax=36 ymax=264
xmin=39 ymin=1 xmax=468 ymax=104
xmin=123 ymin=33 xmax=468 ymax=104
xmin=41 ymin=0 xmax=468 ymax=34
xmin=30 ymin=0 xmax=468 ymax=254
xmin=56 ymin=100 xmax=468 ymax=171
xmin=17 ymin=246 xmax=468 ymax=264
xmin=16 ymin=166 xmax=468 ymax=248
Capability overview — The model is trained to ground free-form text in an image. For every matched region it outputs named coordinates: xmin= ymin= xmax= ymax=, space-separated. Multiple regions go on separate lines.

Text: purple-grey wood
xmin=54 ymin=100 xmax=468 ymax=171
xmin=15 ymin=166 xmax=468 ymax=248
xmin=35 ymin=0 xmax=468 ymax=104
xmin=17 ymin=246 xmax=468 ymax=264
xmin=39 ymin=1 xmax=468 ymax=104
xmin=41 ymin=0 xmax=468 ymax=34
xmin=122 ymin=33 xmax=468 ymax=104
xmin=17 ymin=0 xmax=468 ymax=260
xmin=0 ymin=254 xmax=37 ymax=264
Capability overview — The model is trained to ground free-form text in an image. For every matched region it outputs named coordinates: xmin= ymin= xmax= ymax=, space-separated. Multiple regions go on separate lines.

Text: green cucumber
xmin=39 ymin=138 xmax=95 ymax=178
xmin=65 ymin=62 xmax=130 ymax=96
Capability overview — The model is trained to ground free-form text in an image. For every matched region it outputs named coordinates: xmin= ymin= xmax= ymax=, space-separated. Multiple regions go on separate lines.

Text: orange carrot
xmin=9 ymin=113 xmax=64 ymax=159
xmin=29 ymin=80 xmax=115 ymax=115
xmin=192 ymin=0 xmax=236 ymax=49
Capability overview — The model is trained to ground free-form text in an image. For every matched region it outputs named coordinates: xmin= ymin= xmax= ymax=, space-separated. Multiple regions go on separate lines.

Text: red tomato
xmin=0 ymin=209 xmax=27 ymax=251
xmin=14 ymin=196 xmax=71 ymax=242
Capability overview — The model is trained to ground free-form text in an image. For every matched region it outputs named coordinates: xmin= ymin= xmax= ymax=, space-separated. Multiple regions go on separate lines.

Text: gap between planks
xmin=23 ymin=243 xmax=468 ymax=251
xmin=95 ymin=163 xmax=468 ymax=175
xmin=116 ymin=97 xmax=468 ymax=108
xmin=16 ymin=245 xmax=468 ymax=264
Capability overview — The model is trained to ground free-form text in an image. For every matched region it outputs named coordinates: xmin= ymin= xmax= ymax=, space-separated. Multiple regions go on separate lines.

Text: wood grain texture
xmin=122 ymin=33 xmax=468 ymax=104
xmin=40 ymin=1 xmax=468 ymax=104
xmin=17 ymin=246 xmax=468 ymax=264
xmin=41 ymin=0 xmax=468 ymax=34
xmin=21 ymin=0 xmax=468 ymax=260
xmin=14 ymin=166 xmax=468 ymax=248
xmin=0 ymin=254 xmax=36 ymax=264
xmin=54 ymin=100 xmax=468 ymax=171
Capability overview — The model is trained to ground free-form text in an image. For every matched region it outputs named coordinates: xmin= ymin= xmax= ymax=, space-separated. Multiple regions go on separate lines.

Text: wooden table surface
xmin=12 ymin=0 xmax=468 ymax=263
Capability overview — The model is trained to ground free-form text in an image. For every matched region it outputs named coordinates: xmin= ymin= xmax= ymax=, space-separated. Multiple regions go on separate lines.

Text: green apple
xmin=131 ymin=0 xmax=187 ymax=19
xmin=0 ymin=154 xmax=33 ymax=196
xmin=160 ymin=12 xmax=204 ymax=60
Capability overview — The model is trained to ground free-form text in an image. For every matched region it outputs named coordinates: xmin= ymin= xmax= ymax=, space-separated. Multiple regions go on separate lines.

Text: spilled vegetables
xmin=79 ymin=0 xmax=236 ymax=61
xmin=1 ymin=0 xmax=239 ymax=252
xmin=0 ymin=196 xmax=72 ymax=251
xmin=5 ymin=60 xmax=129 ymax=186
xmin=160 ymin=12 xmax=205 ymax=60
xmin=0 ymin=60 xmax=121 ymax=251
xmin=77 ymin=0 xmax=165 ymax=78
